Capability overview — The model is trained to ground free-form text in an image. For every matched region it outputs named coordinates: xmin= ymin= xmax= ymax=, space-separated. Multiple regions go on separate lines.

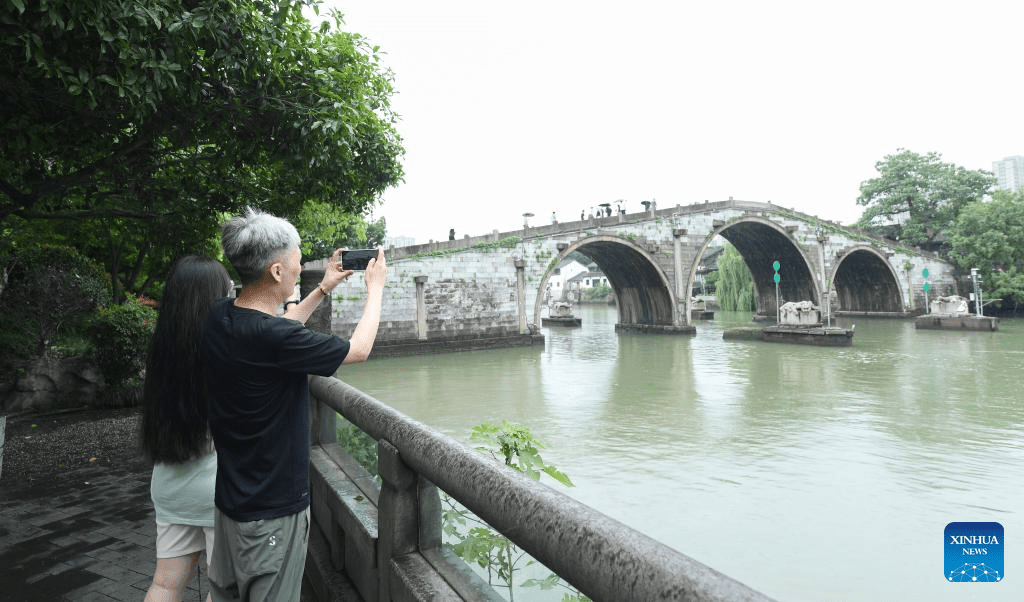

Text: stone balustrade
xmin=305 ymin=376 xmax=777 ymax=602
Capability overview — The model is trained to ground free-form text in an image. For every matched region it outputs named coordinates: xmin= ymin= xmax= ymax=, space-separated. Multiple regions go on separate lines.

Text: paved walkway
xmin=0 ymin=464 xmax=212 ymax=601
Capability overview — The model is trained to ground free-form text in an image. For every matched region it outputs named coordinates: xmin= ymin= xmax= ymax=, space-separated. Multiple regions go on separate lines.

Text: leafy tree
xmin=715 ymin=243 xmax=755 ymax=311
xmin=948 ymin=189 xmax=1024 ymax=313
xmin=0 ymin=0 xmax=404 ymax=301
xmin=0 ymin=245 xmax=111 ymax=359
xmin=293 ymin=201 xmax=387 ymax=261
xmin=855 ymin=150 xmax=994 ymax=248
xmin=364 ymin=215 xmax=387 ymax=248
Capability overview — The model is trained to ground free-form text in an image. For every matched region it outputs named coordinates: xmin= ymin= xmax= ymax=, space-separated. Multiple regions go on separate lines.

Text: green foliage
xmin=327 ymin=417 xmax=588 ymax=600
xmin=0 ymin=244 xmax=112 ymax=359
xmin=1 ymin=0 xmax=404 ymax=301
xmin=715 ymin=243 xmax=756 ymax=311
xmin=855 ymin=149 xmax=995 ymax=247
xmin=365 ymin=217 xmax=388 ymax=249
xmin=468 ymin=422 xmax=573 ymax=487
xmin=582 ymin=284 xmax=612 ymax=301
xmin=407 ymin=237 xmax=522 ymax=260
xmin=294 ymin=201 xmax=387 ymax=261
xmin=948 ymin=189 xmax=1024 ymax=310
xmin=336 ymin=417 xmax=378 ymax=477
xmin=472 ymin=236 xmax=522 ymax=252
xmin=89 ymin=299 xmax=156 ymax=404
xmin=703 ymin=269 xmax=719 ymax=294
xmin=443 ymin=422 xmax=586 ymax=602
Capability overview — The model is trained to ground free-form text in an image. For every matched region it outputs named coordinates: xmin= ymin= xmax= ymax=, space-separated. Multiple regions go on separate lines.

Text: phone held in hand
xmin=341 ymin=249 xmax=377 ymax=271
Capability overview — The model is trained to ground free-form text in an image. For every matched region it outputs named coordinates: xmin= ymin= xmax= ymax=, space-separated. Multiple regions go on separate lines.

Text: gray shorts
xmin=208 ymin=508 xmax=310 ymax=602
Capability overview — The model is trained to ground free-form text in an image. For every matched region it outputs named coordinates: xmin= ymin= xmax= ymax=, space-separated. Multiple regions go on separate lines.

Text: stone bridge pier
xmin=324 ymin=200 xmax=960 ymax=351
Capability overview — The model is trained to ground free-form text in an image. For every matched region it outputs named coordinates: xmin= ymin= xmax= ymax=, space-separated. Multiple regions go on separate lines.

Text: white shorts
xmin=155 ymin=520 xmax=215 ymax=562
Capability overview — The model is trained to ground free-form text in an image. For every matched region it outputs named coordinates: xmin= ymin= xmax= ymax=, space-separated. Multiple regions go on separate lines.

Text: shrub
xmin=583 ymin=284 xmax=612 ymax=300
xmin=89 ymin=299 xmax=156 ymax=405
xmin=336 ymin=418 xmax=378 ymax=477
xmin=0 ymin=245 xmax=112 ymax=360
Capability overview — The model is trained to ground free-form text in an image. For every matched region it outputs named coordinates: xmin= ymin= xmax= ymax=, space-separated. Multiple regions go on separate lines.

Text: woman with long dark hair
xmin=142 ymin=255 xmax=232 ymax=602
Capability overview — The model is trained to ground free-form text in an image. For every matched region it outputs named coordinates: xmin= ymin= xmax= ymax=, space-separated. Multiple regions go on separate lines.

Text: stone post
xmin=414 ymin=275 xmax=428 ymax=340
xmin=514 ymin=259 xmax=527 ymax=334
xmin=0 ymin=415 xmax=5 ymax=479
xmin=301 ymin=267 xmax=331 ymax=335
xmin=377 ymin=439 xmax=418 ymax=601
xmin=816 ymin=230 xmax=830 ymax=325
xmin=673 ymin=229 xmax=689 ymax=326
xmin=905 ymin=266 xmax=914 ymax=312
xmin=301 ymin=267 xmax=335 ymax=445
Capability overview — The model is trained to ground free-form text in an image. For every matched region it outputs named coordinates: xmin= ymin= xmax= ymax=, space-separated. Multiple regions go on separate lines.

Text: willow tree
xmin=715 ymin=243 xmax=755 ymax=311
xmin=1 ymin=0 xmax=404 ymax=300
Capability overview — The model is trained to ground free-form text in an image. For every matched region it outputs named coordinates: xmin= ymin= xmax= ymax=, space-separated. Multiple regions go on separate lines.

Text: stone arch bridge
xmin=327 ymin=200 xmax=959 ymax=345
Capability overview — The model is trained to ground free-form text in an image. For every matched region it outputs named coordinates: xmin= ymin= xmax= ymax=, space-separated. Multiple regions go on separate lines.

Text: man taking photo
xmin=200 ymin=207 xmax=386 ymax=601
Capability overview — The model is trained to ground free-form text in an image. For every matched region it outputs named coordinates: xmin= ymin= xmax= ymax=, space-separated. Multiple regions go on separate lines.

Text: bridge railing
xmin=381 ymin=198 xmax=941 ymax=263
xmin=306 ymin=374 xmax=777 ymax=602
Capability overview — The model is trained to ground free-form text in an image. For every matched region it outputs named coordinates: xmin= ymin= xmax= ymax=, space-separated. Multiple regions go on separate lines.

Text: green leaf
xmin=522 ymin=574 xmax=561 ymax=590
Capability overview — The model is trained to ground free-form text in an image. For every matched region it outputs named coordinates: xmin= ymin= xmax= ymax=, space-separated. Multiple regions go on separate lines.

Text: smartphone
xmin=341 ymin=248 xmax=378 ymax=271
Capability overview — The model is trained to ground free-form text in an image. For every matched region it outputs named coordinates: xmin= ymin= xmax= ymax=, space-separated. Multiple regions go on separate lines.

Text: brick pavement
xmin=0 ymin=464 xmax=212 ymax=601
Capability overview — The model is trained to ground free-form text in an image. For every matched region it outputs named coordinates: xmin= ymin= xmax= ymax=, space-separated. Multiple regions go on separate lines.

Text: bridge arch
xmin=533 ymin=235 xmax=679 ymax=328
xmin=831 ymin=246 xmax=905 ymax=313
xmin=690 ymin=216 xmax=820 ymax=320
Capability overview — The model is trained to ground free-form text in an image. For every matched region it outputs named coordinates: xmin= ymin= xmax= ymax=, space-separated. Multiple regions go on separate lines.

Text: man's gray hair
xmin=221 ymin=207 xmax=301 ymax=285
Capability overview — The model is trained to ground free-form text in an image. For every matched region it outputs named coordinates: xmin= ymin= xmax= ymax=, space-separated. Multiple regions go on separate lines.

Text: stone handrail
xmin=361 ymin=197 xmax=939 ymax=263
xmin=307 ymin=375 xmax=776 ymax=602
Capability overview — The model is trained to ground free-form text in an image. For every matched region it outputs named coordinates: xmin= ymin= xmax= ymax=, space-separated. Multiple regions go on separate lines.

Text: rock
xmin=2 ymin=356 xmax=105 ymax=413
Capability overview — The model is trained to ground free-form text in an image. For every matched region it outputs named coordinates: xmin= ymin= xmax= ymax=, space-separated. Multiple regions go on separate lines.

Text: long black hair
xmin=141 ymin=255 xmax=231 ymax=463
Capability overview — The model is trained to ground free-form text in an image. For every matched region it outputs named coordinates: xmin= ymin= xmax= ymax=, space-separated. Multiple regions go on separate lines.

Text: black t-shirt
xmin=200 ymin=298 xmax=350 ymax=521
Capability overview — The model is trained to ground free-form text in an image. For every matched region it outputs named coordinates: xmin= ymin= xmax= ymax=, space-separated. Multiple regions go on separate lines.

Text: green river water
xmin=340 ymin=304 xmax=1023 ymax=601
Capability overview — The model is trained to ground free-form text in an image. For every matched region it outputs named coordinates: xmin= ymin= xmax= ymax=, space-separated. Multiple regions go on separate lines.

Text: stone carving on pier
xmin=779 ymin=300 xmax=821 ymax=326
xmin=542 ymin=300 xmax=582 ymax=327
xmin=929 ymin=295 xmax=969 ymax=316
xmin=549 ymin=301 xmax=574 ymax=318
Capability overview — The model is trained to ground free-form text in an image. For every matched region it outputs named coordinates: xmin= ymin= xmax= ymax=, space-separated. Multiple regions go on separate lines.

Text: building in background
xmin=384 ymin=235 xmax=416 ymax=248
xmin=565 ymin=267 xmax=610 ymax=303
xmin=545 ymin=259 xmax=590 ymax=303
xmin=992 ymin=156 xmax=1024 ymax=192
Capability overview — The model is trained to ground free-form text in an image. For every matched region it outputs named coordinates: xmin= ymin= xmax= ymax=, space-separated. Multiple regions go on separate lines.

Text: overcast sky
xmin=317 ymin=0 xmax=1023 ymax=244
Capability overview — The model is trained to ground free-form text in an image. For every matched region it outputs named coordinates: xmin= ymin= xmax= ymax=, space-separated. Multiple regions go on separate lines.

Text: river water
xmin=340 ymin=304 xmax=1023 ymax=601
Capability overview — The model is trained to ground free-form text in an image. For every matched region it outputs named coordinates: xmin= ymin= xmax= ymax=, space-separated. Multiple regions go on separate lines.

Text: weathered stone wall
xmin=1 ymin=356 xmax=104 ymax=413
xmin=326 ymin=244 xmax=526 ymax=341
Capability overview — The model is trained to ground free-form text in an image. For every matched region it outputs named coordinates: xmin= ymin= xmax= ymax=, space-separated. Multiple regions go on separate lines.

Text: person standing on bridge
xmin=200 ymin=207 xmax=387 ymax=602
xmin=142 ymin=254 xmax=232 ymax=602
